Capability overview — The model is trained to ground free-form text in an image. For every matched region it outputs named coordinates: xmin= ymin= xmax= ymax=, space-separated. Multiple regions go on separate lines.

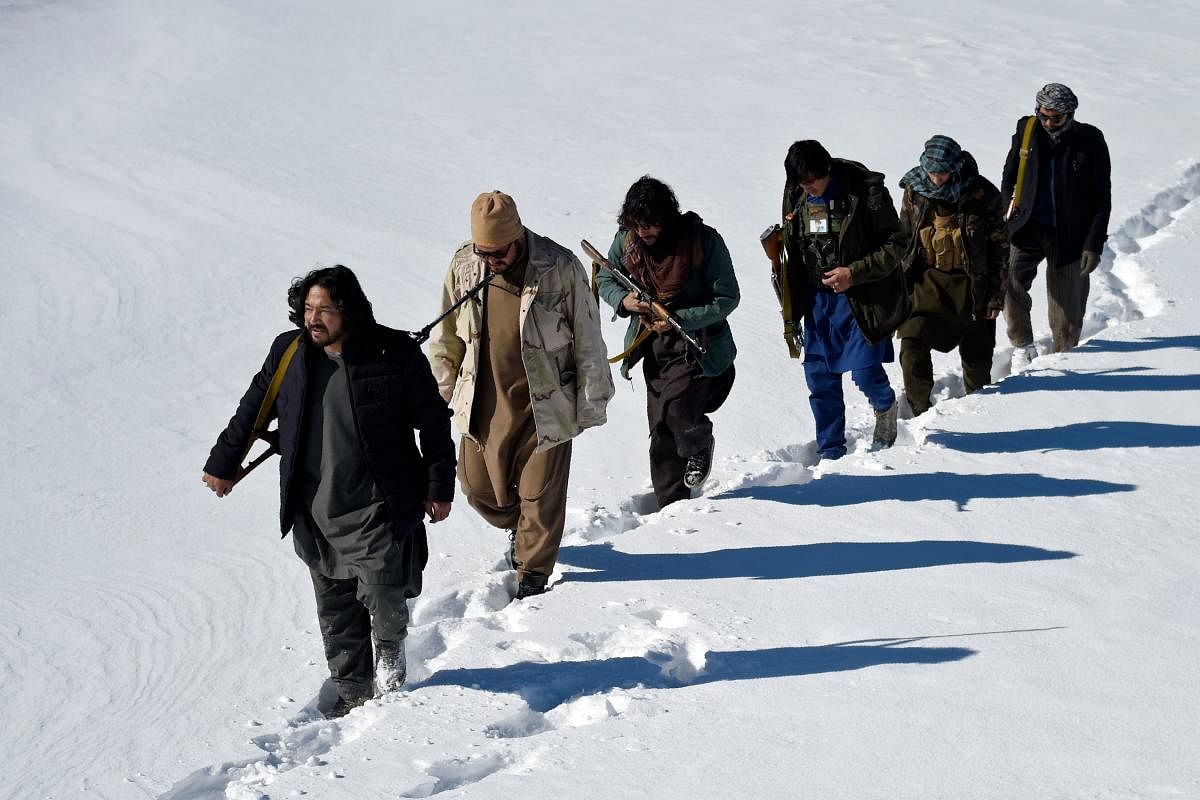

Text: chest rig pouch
xmin=798 ymin=197 xmax=846 ymax=287
xmin=918 ymin=211 xmax=965 ymax=271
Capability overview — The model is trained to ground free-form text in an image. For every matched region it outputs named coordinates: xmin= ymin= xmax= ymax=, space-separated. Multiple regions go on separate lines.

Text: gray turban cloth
xmin=1036 ymin=83 xmax=1079 ymax=113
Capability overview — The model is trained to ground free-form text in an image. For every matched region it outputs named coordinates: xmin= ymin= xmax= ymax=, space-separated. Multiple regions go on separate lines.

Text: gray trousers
xmin=1004 ymin=223 xmax=1090 ymax=352
xmin=310 ymin=570 xmax=409 ymax=697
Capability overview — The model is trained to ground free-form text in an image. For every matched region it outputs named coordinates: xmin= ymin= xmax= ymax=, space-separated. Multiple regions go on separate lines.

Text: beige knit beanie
xmin=470 ymin=191 xmax=524 ymax=250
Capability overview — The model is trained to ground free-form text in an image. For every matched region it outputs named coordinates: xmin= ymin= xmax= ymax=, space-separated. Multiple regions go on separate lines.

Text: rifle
xmin=580 ymin=239 xmax=706 ymax=356
xmin=234 ymin=272 xmax=497 ymax=485
xmin=405 ymin=270 xmax=497 ymax=344
xmin=760 ymin=223 xmax=802 ymax=359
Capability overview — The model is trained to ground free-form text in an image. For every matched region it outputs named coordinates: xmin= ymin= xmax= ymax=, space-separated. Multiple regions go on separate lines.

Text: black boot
xmin=374 ymin=638 xmax=406 ymax=694
xmin=515 ymin=574 xmax=548 ymax=600
xmin=325 ymin=685 xmax=372 ymax=719
xmin=683 ymin=436 xmax=715 ymax=489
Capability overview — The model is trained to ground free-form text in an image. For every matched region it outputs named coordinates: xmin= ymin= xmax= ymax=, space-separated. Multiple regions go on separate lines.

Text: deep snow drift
xmin=1 ymin=1 xmax=1198 ymax=798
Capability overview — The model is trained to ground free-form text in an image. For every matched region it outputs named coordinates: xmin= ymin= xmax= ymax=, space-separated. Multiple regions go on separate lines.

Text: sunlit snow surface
xmin=2 ymin=1 xmax=1198 ymax=798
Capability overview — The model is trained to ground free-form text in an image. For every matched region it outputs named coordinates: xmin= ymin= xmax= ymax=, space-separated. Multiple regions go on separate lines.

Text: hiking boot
xmin=873 ymin=402 xmax=898 ymax=448
xmin=818 ymin=446 xmax=846 ymax=462
xmin=515 ymin=576 xmax=548 ymax=600
xmin=374 ymin=638 xmax=406 ymax=694
xmin=1010 ymin=344 xmax=1037 ymax=372
xmin=325 ymin=686 xmax=372 ymax=719
xmin=683 ymin=437 xmax=715 ymax=489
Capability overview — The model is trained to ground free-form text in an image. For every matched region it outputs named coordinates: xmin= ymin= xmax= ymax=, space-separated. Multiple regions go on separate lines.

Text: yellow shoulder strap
xmin=241 ymin=334 xmax=301 ymax=462
xmin=608 ymin=327 xmax=651 ymax=364
xmin=1010 ymin=116 xmax=1038 ymax=213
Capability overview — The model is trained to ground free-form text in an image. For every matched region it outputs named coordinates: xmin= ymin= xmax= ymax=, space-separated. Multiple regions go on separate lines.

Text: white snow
xmin=2 ymin=1 xmax=1198 ymax=798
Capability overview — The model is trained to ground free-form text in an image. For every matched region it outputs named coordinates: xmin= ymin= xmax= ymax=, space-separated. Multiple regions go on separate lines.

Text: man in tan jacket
xmin=429 ymin=191 xmax=613 ymax=599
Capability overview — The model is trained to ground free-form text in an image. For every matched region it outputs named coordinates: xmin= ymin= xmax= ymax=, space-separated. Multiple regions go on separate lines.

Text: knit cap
xmin=470 ymin=191 xmax=524 ymax=250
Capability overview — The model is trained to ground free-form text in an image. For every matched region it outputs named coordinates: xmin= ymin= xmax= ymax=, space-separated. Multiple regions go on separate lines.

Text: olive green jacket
xmin=595 ymin=221 xmax=739 ymax=379
xmin=782 ymin=158 xmax=909 ymax=344
xmin=898 ymin=154 xmax=1009 ymax=320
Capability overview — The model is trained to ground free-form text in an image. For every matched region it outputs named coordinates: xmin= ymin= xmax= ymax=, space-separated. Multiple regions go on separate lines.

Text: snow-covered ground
xmin=2 ymin=1 xmax=1198 ymax=798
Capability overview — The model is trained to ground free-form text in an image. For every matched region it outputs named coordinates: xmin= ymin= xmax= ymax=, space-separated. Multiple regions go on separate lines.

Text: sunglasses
xmin=472 ymin=241 xmax=512 ymax=260
xmin=1036 ymin=110 xmax=1070 ymax=125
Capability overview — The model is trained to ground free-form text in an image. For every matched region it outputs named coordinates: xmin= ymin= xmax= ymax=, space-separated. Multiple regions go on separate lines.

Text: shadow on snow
xmin=714 ymin=471 xmax=1134 ymax=510
xmin=557 ymin=539 xmax=1075 ymax=583
xmin=991 ymin=366 xmax=1200 ymax=394
xmin=1075 ymin=335 xmax=1200 ymax=354
xmin=926 ymin=420 xmax=1200 ymax=453
xmin=418 ymin=638 xmax=977 ymax=713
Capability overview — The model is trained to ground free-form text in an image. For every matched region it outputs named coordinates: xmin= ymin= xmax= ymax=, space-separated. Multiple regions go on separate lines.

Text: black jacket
xmin=1001 ymin=116 xmax=1111 ymax=264
xmin=900 ymin=152 xmax=1009 ymax=319
xmin=782 ymin=158 xmax=910 ymax=344
xmin=205 ymin=323 xmax=456 ymax=537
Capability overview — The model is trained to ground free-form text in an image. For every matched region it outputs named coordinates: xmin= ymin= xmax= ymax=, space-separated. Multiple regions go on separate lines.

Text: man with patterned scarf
xmin=1002 ymin=82 xmax=1111 ymax=364
xmin=897 ymin=135 xmax=1009 ymax=415
xmin=595 ymin=176 xmax=739 ymax=508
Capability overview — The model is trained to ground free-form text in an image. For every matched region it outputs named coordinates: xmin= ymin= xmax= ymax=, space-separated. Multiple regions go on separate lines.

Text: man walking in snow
xmin=595 ymin=176 xmax=739 ymax=507
xmin=1002 ymin=82 xmax=1112 ymax=365
xmin=428 ymin=191 xmax=613 ymax=600
xmin=202 ymin=265 xmax=456 ymax=718
xmin=780 ymin=140 xmax=908 ymax=460
xmin=897 ymin=135 xmax=1009 ymax=414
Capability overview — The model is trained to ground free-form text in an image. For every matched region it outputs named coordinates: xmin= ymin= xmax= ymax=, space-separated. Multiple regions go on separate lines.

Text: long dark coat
xmin=1001 ymin=116 xmax=1112 ymax=264
xmin=205 ymin=323 xmax=456 ymax=545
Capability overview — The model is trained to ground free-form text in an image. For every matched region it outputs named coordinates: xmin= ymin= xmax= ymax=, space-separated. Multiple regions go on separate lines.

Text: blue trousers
xmin=804 ymin=359 xmax=895 ymax=458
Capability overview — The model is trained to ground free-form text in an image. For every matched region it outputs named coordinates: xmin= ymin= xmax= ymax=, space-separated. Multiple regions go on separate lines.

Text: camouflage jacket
xmin=428 ymin=229 xmax=614 ymax=452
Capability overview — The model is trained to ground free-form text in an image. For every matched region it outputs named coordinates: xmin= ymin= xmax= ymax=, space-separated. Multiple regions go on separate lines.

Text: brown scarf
xmin=622 ymin=212 xmax=702 ymax=303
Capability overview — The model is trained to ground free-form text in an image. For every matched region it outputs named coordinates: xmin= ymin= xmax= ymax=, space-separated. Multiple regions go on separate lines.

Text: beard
xmin=306 ymin=325 xmax=345 ymax=346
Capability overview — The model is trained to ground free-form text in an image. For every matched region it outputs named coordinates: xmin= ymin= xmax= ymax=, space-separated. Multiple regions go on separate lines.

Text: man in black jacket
xmin=1002 ymin=82 xmax=1112 ymax=363
xmin=202 ymin=265 xmax=455 ymax=718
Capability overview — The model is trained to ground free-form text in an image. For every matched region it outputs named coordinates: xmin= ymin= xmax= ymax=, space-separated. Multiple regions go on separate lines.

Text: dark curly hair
xmin=287 ymin=265 xmax=375 ymax=330
xmin=618 ymin=175 xmax=682 ymax=230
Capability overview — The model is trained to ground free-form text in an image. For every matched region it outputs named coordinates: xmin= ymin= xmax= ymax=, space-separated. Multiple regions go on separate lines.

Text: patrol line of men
xmin=200 ymin=82 xmax=1110 ymax=718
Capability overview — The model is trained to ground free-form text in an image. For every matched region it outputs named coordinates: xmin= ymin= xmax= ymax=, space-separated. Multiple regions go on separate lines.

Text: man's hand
xmin=425 ymin=500 xmax=452 ymax=523
xmin=1079 ymin=250 xmax=1101 ymax=276
xmin=622 ymin=292 xmax=650 ymax=315
xmin=821 ymin=266 xmax=853 ymax=293
xmin=643 ymin=317 xmax=673 ymax=334
xmin=202 ymin=472 xmax=235 ymax=498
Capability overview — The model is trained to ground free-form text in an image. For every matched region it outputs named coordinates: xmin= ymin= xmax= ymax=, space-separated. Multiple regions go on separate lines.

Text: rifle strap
xmin=240 ymin=334 xmax=301 ymax=464
xmin=1010 ymin=116 xmax=1038 ymax=215
xmin=609 ymin=326 xmax=651 ymax=364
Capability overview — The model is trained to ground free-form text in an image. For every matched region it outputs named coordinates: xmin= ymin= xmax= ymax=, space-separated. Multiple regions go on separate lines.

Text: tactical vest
xmin=795 ymin=197 xmax=848 ymax=288
xmin=917 ymin=209 xmax=965 ymax=271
